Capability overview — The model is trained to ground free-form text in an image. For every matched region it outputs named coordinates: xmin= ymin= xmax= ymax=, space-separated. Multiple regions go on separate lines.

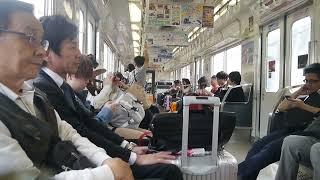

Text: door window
xmin=266 ymin=29 xmax=281 ymax=92
xmin=290 ymin=17 xmax=311 ymax=86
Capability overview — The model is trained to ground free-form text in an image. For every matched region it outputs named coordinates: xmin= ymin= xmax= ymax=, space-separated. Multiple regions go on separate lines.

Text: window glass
xmin=96 ymin=32 xmax=100 ymax=61
xmin=266 ymin=29 xmax=281 ymax=92
xmin=87 ymin=21 xmax=94 ymax=54
xmin=291 ymin=17 xmax=311 ymax=86
xmin=46 ymin=0 xmax=53 ymax=16
xmin=212 ymin=51 xmax=224 ymax=75
xmin=78 ymin=10 xmax=84 ymax=53
xmin=19 ymin=0 xmax=44 ymax=18
xmin=181 ymin=65 xmax=191 ymax=80
xmin=196 ymin=60 xmax=201 ymax=81
xmin=201 ymin=59 xmax=205 ymax=76
xmin=226 ymin=45 xmax=241 ymax=73
xmin=119 ymin=62 xmax=124 ymax=73
xmin=103 ymin=43 xmax=108 ymax=77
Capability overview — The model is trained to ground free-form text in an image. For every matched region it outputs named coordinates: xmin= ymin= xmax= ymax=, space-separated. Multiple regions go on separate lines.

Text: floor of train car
xmin=225 ymin=128 xmax=278 ymax=180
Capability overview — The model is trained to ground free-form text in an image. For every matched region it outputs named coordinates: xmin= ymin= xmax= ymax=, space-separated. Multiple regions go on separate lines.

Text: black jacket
xmin=33 ymin=70 xmax=131 ymax=162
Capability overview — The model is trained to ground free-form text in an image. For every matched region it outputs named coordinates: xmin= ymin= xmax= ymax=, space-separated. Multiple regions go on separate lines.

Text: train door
xmin=259 ymin=6 xmax=312 ymax=138
xmin=260 ymin=19 xmax=285 ymax=137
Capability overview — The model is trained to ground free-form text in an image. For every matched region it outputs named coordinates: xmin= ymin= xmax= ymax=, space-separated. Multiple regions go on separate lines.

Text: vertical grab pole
xmin=212 ymin=105 xmax=220 ymax=166
xmin=182 ymin=101 xmax=190 ymax=167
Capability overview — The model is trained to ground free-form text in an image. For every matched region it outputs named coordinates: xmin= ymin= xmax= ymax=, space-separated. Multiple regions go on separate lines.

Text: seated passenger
xmin=86 ymin=54 xmax=104 ymax=96
xmin=217 ymin=71 xmax=245 ymax=102
xmin=238 ymin=63 xmax=320 ymax=180
xmin=210 ymin=75 xmax=220 ymax=94
xmin=195 ymin=76 xmax=213 ymax=96
xmin=216 ymin=71 xmax=229 ymax=89
xmin=66 ymin=56 xmax=149 ymax=139
xmin=0 ymin=2 xmax=132 ymax=179
xmin=275 ymin=116 xmax=320 ymax=180
xmin=66 ymin=55 xmax=116 ymax=122
xmin=181 ymin=78 xmax=192 ymax=94
xmin=124 ymin=63 xmax=135 ymax=84
xmin=33 ymin=15 xmax=182 ymax=180
xmin=170 ymin=80 xmax=181 ymax=93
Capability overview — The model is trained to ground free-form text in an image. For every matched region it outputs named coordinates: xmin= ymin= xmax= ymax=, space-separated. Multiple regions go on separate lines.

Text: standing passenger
xmin=130 ymin=56 xmax=146 ymax=87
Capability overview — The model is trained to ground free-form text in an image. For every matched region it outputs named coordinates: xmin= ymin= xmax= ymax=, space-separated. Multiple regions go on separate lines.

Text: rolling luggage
xmin=150 ymin=110 xmax=236 ymax=151
xmin=175 ymin=96 xmax=238 ymax=180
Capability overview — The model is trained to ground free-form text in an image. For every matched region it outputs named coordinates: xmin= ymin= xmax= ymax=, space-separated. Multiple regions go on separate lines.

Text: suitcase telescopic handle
xmin=181 ymin=96 xmax=220 ymax=169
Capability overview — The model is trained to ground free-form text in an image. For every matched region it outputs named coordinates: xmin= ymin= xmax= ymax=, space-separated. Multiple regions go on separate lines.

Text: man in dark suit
xmin=34 ymin=15 xmax=182 ymax=180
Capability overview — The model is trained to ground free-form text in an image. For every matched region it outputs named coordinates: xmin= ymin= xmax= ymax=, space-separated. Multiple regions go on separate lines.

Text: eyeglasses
xmin=0 ymin=29 xmax=49 ymax=51
xmin=303 ymin=79 xmax=320 ymax=84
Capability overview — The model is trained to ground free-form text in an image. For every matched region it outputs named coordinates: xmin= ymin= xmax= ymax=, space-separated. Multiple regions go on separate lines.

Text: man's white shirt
xmin=0 ymin=81 xmax=115 ymax=180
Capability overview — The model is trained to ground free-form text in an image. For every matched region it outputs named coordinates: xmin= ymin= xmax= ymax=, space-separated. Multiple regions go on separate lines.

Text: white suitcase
xmin=174 ymin=96 xmax=238 ymax=180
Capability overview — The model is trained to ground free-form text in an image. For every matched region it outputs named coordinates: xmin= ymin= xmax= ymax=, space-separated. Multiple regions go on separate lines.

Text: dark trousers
xmin=237 ymin=129 xmax=293 ymax=180
xmin=132 ymin=163 xmax=183 ymax=180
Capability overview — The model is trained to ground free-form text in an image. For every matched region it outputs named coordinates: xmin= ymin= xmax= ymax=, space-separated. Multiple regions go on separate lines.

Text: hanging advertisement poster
xmin=202 ymin=6 xmax=214 ymax=28
xmin=148 ymin=0 xmax=171 ymax=26
xmin=171 ymin=4 xmax=181 ymax=25
xmin=146 ymin=32 xmax=189 ymax=46
xmin=148 ymin=47 xmax=173 ymax=59
xmin=241 ymin=41 xmax=254 ymax=64
xmin=181 ymin=4 xmax=203 ymax=27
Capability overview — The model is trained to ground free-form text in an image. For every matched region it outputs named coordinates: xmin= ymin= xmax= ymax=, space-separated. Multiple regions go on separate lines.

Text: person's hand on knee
xmin=103 ymin=158 xmax=133 ymax=180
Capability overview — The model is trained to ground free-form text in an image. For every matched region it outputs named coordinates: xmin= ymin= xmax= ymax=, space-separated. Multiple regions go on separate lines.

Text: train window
xmin=266 ymin=28 xmax=281 ymax=92
xmin=87 ymin=21 xmax=94 ymax=54
xmin=181 ymin=65 xmax=190 ymax=80
xmin=103 ymin=43 xmax=115 ymax=74
xmin=226 ymin=45 xmax=241 ymax=73
xmin=46 ymin=0 xmax=53 ymax=16
xmin=175 ymin=69 xmax=179 ymax=80
xmin=201 ymin=58 xmax=205 ymax=75
xmin=170 ymin=71 xmax=174 ymax=80
xmin=78 ymin=9 xmax=84 ymax=53
xmin=196 ymin=60 xmax=201 ymax=80
xmin=211 ymin=51 xmax=224 ymax=75
xmin=19 ymin=0 xmax=45 ymax=18
xmin=96 ymin=31 xmax=100 ymax=61
xmin=290 ymin=17 xmax=311 ymax=86
xmin=119 ymin=63 xmax=124 ymax=73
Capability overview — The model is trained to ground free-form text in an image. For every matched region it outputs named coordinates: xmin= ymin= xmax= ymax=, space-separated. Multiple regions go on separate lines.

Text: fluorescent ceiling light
xmin=132 ymin=31 xmax=140 ymax=40
xmin=133 ymin=41 xmax=140 ymax=47
xmin=129 ymin=3 xmax=141 ymax=23
xmin=134 ymin=48 xmax=139 ymax=54
xmin=131 ymin=24 xmax=140 ymax=30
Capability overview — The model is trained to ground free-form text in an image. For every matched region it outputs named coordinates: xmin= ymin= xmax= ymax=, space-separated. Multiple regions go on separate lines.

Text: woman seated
xmin=215 ymin=71 xmax=245 ymax=102
xmin=181 ymin=78 xmax=192 ymax=95
xmin=195 ymin=76 xmax=213 ymax=96
xmin=67 ymin=55 xmax=151 ymax=139
xmin=210 ymin=75 xmax=220 ymax=94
